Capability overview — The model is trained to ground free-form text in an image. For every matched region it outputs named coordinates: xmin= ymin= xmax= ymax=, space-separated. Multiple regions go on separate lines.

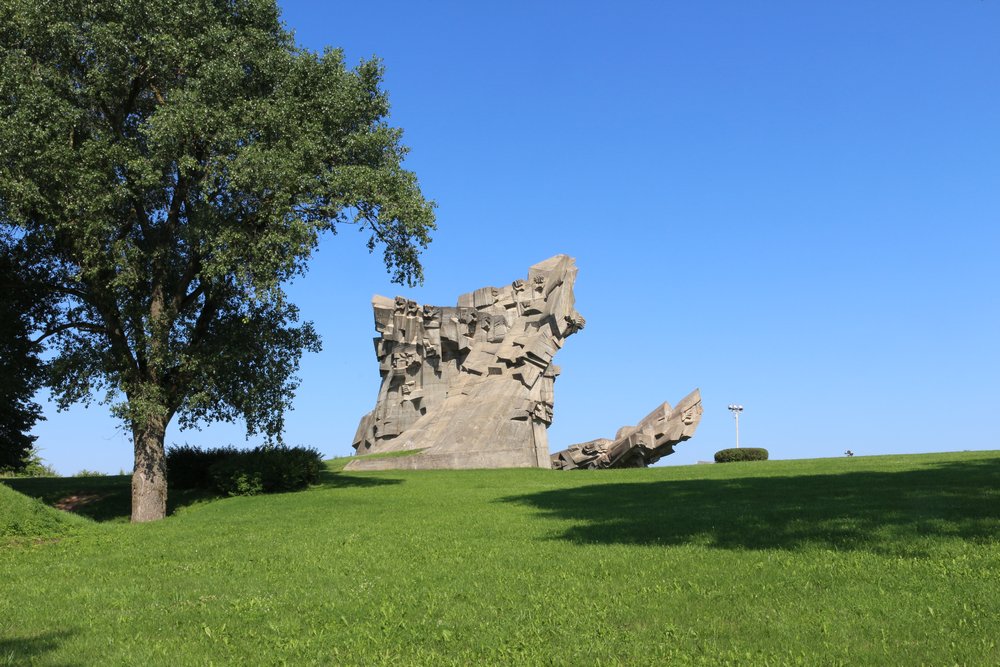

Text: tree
xmin=0 ymin=243 xmax=46 ymax=472
xmin=0 ymin=0 xmax=435 ymax=520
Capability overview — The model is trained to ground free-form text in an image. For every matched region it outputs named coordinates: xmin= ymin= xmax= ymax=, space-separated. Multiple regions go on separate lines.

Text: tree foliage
xmin=0 ymin=0 xmax=435 ymax=519
xmin=0 ymin=243 xmax=48 ymax=471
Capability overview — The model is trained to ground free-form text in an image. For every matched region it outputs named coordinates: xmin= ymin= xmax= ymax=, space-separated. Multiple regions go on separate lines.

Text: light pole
xmin=728 ymin=404 xmax=744 ymax=448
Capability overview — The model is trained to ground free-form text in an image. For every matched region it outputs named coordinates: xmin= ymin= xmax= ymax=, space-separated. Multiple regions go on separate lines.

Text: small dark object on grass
xmin=845 ymin=450 xmax=854 ymax=457
xmin=714 ymin=448 xmax=768 ymax=463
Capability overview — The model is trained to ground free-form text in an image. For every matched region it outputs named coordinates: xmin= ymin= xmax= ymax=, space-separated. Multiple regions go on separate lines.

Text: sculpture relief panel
xmin=347 ymin=255 xmax=585 ymax=471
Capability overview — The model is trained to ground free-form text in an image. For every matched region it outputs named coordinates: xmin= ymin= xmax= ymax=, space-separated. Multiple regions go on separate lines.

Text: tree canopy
xmin=0 ymin=0 xmax=435 ymax=520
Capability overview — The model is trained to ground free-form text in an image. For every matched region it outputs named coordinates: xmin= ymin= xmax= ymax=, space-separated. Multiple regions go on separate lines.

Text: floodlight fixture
xmin=727 ymin=404 xmax=744 ymax=448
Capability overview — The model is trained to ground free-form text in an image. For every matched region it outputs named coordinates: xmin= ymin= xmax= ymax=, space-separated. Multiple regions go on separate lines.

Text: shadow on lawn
xmin=501 ymin=457 xmax=1000 ymax=554
xmin=316 ymin=470 xmax=404 ymax=489
xmin=1 ymin=475 xmax=214 ymax=523
xmin=0 ymin=630 xmax=77 ymax=666
xmin=2 ymin=470 xmax=401 ymax=522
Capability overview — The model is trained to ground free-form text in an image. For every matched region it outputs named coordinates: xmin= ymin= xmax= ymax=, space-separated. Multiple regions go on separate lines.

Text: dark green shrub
xmin=714 ymin=447 xmax=769 ymax=463
xmin=166 ymin=444 xmax=240 ymax=489
xmin=167 ymin=444 xmax=323 ymax=495
xmin=208 ymin=457 xmax=264 ymax=496
xmin=207 ymin=446 xmax=324 ymax=496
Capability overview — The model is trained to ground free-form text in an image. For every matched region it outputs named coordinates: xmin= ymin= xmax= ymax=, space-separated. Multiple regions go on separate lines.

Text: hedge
xmin=714 ymin=447 xmax=769 ymax=463
xmin=166 ymin=445 xmax=323 ymax=495
xmin=166 ymin=444 xmax=241 ymax=489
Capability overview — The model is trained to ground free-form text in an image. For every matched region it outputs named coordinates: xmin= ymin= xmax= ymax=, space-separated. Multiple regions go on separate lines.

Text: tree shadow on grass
xmin=0 ymin=630 xmax=78 ymax=666
xmin=501 ymin=457 xmax=1000 ymax=554
xmin=316 ymin=470 xmax=404 ymax=489
xmin=1 ymin=475 xmax=214 ymax=523
xmin=2 ymin=470 xmax=402 ymax=522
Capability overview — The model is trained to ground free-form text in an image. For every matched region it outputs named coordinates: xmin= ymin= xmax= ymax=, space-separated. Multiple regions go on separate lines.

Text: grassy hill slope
xmin=0 ymin=482 xmax=89 ymax=542
xmin=2 ymin=450 xmax=999 ymax=665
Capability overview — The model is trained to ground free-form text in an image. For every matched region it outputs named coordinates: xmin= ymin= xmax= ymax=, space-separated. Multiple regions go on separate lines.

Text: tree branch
xmin=132 ymin=199 xmax=152 ymax=241
xmin=166 ymin=282 xmax=223 ymax=407
xmin=166 ymin=172 xmax=188 ymax=232
xmin=122 ymin=69 xmax=148 ymax=126
xmin=42 ymin=282 xmax=89 ymax=301
xmin=176 ymin=279 xmax=205 ymax=314
xmin=31 ymin=320 xmax=107 ymax=345
xmin=87 ymin=269 xmax=143 ymax=380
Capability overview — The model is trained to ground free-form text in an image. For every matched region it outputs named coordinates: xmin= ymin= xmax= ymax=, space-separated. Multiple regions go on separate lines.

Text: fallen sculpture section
xmin=550 ymin=389 xmax=703 ymax=470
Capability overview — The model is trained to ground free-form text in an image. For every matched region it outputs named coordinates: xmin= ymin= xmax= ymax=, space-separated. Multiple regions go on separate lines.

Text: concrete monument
xmin=550 ymin=389 xmax=704 ymax=470
xmin=346 ymin=255 xmax=585 ymax=471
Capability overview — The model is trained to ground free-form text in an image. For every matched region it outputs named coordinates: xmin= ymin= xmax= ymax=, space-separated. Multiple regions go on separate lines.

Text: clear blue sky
xmin=32 ymin=0 xmax=1000 ymax=474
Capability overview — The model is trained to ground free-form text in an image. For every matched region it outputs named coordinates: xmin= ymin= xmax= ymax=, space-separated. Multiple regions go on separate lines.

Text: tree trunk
xmin=131 ymin=416 xmax=168 ymax=522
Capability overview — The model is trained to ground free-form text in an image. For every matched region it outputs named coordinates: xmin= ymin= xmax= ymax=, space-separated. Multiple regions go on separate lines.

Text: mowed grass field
xmin=2 ymin=450 xmax=999 ymax=665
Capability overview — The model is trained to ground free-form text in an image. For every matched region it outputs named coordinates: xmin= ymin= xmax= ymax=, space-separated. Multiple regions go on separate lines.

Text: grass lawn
xmin=2 ymin=450 xmax=999 ymax=665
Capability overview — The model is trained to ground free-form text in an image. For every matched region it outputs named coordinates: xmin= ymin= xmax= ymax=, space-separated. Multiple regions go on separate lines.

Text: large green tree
xmin=0 ymin=0 xmax=435 ymax=520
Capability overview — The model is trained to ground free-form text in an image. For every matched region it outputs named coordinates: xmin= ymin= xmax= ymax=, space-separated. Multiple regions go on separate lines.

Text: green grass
xmin=2 ymin=450 xmax=999 ymax=665
xmin=1 ymin=474 xmax=215 ymax=524
xmin=0 ymin=484 xmax=88 ymax=542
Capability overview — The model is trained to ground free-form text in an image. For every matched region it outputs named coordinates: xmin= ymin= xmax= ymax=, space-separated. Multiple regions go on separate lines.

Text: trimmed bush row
xmin=165 ymin=445 xmax=239 ymax=490
xmin=714 ymin=447 xmax=769 ymax=463
xmin=166 ymin=445 xmax=323 ymax=496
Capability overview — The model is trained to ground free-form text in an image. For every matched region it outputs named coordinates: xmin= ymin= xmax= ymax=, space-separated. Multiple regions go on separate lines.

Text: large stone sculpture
xmin=550 ymin=389 xmax=704 ymax=470
xmin=346 ymin=255 xmax=585 ymax=471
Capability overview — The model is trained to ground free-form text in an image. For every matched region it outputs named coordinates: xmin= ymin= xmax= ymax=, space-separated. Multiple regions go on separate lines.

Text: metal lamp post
xmin=728 ymin=404 xmax=744 ymax=448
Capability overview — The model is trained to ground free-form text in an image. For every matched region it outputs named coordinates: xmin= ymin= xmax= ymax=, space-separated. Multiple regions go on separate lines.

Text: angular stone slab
xmin=550 ymin=389 xmax=704 ymax=470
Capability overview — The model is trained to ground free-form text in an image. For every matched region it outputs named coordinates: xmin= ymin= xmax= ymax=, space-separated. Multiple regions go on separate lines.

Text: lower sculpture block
xmin=550 ymin=389 xmax=704 ymax=470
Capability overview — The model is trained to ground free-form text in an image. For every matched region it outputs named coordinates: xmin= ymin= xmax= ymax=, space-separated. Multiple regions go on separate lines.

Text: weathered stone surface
xmin=346 ymin=255 xmax=585 ymax=471
xmin=550 ymin=389 xmax=704 ymax=470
